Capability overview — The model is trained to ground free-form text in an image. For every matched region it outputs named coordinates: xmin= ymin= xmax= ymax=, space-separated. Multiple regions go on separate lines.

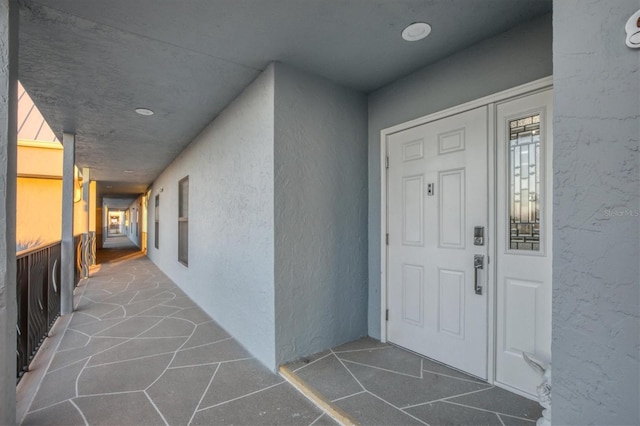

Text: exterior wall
xmin=367 ymin=13 xmax=553 ymax=338
xmin=148 ymin=65 xmax=276 ymax=368
xmin=126 ymin=196 xmax=142 ymax=248
xmin=17 ymin=140 xmax=62 ymax=177
xmin=273 ymin=63 xmax=368 ymax=365
xmin=89 ymin=181 xmax=96 ymax=233
xmin=16 ymin=177 xmax=62 ymax=246
xmin=16 ymin=143 xmax=86 ymax=248
xmin=552 ymin=1 xmax=640 ymax=424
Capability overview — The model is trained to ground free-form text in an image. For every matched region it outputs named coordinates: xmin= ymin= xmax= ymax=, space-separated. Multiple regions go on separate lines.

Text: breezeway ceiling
xmin=17 ymin=0 xmax=551 ymax=199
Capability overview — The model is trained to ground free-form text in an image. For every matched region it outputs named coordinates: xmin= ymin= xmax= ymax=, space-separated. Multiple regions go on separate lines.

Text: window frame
xmin=178 ymin=176 xmax=189 ymax=266
xmin=154 ymin=194 xmax=160 ymax=249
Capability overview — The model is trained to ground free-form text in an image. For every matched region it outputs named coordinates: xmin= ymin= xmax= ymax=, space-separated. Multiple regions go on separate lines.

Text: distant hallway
xmin=97 ymin=236 xmax=143 ymax=264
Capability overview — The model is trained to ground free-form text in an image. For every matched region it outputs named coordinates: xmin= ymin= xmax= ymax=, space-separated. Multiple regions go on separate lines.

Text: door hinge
xmin=385 ymin=309 xmax=389 ymax=321
xmin=385 ymin=156 xmax=389 ymax=169
xmin=386 ymin=233 xmax=389 ymax=245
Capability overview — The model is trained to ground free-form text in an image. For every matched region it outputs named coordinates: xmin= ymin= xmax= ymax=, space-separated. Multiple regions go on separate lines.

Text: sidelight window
xmin=508 ymin=113 xmax=541 ymax=251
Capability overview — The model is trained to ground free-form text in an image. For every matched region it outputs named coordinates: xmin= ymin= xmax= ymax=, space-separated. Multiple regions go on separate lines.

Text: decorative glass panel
xmin=508 ymin=114 xmax=541 ymax=251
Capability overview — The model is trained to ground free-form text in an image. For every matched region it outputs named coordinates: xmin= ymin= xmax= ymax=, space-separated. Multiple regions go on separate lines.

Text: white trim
xmin=379 ymin=75 xmax=552 ymax=377
xmin=486 ymin=102 xmax=497 ymax=385
xmin=380 ymin=132 xmax=388 ymax=342
xmin=381 ymin=77 xmax=553 ymax=137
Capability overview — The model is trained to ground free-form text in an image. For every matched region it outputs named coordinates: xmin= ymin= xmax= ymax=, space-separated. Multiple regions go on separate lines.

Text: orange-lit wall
xmin=16 ymin=177 xmax=62 ymax=246
xmin=17 ymin=141 xmax=87 ymax=248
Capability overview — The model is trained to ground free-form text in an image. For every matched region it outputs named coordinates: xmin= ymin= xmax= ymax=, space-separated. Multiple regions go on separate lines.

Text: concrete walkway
xmin=285 ymin=339 xmax=542 ymax=426
xmin=20 ymin=241 xmax=333 ymax=425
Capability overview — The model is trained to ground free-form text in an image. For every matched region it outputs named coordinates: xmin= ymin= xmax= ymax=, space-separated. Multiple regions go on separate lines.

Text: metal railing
xmin=16 ymin=236 xmax=82 ymax=382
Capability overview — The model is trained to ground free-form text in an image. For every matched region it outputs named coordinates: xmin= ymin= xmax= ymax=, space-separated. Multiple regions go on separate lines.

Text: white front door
xmin=386 ymin=106 xmax=489 ymax=379
xmin=495 ymin=90 xmax=553 ymax=397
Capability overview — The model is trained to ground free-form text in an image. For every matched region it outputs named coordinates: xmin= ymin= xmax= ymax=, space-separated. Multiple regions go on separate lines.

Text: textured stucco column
xmin=81 ymin=167 xmax=90 ymax=276
xmin=0 ymin=1 xmax=18 ymax=423
xmin=61 ymin=133 xmax=75 ymax=315
xmin=553 ymin=1 xmax=640 ymax=424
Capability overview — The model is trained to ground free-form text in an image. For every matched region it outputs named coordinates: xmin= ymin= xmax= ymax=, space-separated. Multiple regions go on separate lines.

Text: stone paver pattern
xmin=22 ymin=243 xmax=333 ymax=426
xmin=286 ymin=338 xmax=543 ymax=426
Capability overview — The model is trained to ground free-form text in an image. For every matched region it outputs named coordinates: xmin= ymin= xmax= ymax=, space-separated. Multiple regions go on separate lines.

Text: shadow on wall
xmin=16 ymin=237 xmax=45 ymax=253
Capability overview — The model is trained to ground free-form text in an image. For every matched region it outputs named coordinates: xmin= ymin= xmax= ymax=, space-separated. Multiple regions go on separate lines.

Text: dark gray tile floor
xmin=20 ymin=241 xmax=332 ymax=426
xmin=286 ymin=338 xmax=543 ymax=426
xmin=19 ymin=237 xmax=542 ymax=426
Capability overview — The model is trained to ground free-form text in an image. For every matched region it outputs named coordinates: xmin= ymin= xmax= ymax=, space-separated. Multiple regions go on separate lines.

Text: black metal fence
xmin=16 ymin=236 xmax=82 ymax=382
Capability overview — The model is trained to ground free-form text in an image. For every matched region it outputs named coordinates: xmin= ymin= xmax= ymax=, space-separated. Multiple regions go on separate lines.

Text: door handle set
xmin=474 ymin=254 xmax=484 ymax=295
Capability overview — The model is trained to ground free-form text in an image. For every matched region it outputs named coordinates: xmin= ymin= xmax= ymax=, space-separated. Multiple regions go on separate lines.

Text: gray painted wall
xmin=367 ymin=13 xmax=553 ymax=338
xmin=0 ymin=0 xmax=17 ymax=423
xmin=126 ymin=196 xmax=142 ymax=248
xmin=273 ymin=63 xmax=368 ymax=365
xmin=552 ymin=1 xmax=640 ymax=424
xmin=148 ymin=66 xmax=277 ymax=368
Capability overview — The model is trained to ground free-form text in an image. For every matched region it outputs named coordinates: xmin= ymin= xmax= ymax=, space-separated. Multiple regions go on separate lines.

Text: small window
xmin=154 ymin=195 xmax=160 ymax=249
xmin=178 ymin=176 xmax=189 ymax=266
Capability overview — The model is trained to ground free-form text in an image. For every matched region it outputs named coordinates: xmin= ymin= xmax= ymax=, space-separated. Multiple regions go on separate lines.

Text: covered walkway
xmin=18 ymin=240 xmax=333 ymax=425
xmin=17 ymin=237 xmax=541 ymax=425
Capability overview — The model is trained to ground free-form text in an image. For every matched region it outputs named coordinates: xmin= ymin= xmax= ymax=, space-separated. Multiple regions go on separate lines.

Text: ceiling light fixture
xmin=135 ymin=108 xmax=154 ymax=116
xmin=402 ymin=22 xmax=432 ymax=42
xmin=124 ymin=170 xmax=133 ymax=173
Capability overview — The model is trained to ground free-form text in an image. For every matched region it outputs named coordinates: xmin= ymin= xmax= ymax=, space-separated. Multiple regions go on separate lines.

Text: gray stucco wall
xmin=273 ymin=64 xmax=368 ymax=365
xmin=367 ymin=13 xmax=553 ymax=338
xmin=552 ymin=1 xmax=640 ymax=424
xmin=126 ymin=196 xmax=142 ymax=248
xmin=148 ymin=65 xmax=276 ymax=368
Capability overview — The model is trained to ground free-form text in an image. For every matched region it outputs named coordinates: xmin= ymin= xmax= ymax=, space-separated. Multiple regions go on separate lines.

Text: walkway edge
xmin=279 ymin=365 xmax=360 ymax=426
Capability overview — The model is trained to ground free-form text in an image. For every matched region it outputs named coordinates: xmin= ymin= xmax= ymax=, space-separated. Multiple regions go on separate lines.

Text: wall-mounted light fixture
xmin=625 ymin=9 xmax=640 ymax=48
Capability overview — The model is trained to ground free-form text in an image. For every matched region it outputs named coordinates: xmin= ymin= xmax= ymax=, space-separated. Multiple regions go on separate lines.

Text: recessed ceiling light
xmin=135 ymin=108 xmax=154 ymax=116
xmin=124 ymin=170 xmax=133 ymax=173
xmin=402 ymin=22 xmax=432 ymax=41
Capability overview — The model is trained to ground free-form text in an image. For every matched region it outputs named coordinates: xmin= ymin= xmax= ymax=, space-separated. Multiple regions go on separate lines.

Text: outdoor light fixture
xmin=402 ymin=22 xmax=432 ymax=41
xmin=135 ymin=108 xmax=154 ymax=116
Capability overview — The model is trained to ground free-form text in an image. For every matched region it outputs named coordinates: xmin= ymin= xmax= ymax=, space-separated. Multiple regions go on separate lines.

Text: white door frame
xmin=380 ymin=76 xmax=553 ymax=385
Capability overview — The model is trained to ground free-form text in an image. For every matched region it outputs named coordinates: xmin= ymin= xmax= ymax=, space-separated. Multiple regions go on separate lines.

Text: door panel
xmin=495 ymin=90 xmax=553 ymax=397
xmin=387 ymin=106 xmax=488 ymax=379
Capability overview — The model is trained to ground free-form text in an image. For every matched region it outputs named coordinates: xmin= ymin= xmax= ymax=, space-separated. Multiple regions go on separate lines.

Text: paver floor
xmin=20 ymin=236 xmax=543 ymax=426
xmin=21 ymin=239 xmax=333 ymax=426
xmin=285 ymin=339 xmax=543 ymax=426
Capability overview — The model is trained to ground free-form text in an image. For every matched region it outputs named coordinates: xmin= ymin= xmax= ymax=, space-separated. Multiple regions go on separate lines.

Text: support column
xmin=0 ymin=1 xmax=18 ymax=423
xmin=81 ymin=167 xmax=90 ymax=277
xmin=89 ymin=180 xmax=96 ymax=265
xmin=61 ymin=133 xmax=75 ymax=315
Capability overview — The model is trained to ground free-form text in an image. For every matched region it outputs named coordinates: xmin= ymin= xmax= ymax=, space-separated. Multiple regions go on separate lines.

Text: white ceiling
xmin=17 ymin=0 xmax=551 ymax=199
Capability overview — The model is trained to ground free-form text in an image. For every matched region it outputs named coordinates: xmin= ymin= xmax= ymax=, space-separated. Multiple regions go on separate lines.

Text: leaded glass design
xmin=509 ymin=114 xmax=541 ymax=251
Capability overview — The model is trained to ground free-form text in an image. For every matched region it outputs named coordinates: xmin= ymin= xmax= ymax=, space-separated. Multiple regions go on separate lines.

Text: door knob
xmin=474 ymin=255 xmax=484 ymax=295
